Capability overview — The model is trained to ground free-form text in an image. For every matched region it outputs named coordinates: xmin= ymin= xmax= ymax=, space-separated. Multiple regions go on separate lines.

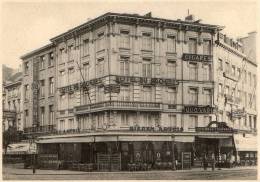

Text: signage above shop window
xmin=182 ymin=54 xmax=212 ymax=62
xmin=130 ymin=126 xmax=183 ymax=133
xmin=183 ymin=105 xmax=214 ymax=114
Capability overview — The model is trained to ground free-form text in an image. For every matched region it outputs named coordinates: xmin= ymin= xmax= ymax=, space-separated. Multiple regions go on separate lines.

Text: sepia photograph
xmin=1 ymin=0 xmax=258 ymax=180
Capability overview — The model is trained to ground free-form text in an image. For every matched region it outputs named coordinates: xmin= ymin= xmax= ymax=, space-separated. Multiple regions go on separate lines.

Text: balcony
xmin=23 ymin=125 xmax=57 ymax=134
xmin=75 ymin=101 xmax=163 ymax=114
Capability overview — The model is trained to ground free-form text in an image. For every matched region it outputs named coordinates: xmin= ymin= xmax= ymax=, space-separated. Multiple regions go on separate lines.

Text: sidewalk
xmin=3 ymin=164 xmax=257 ymax=175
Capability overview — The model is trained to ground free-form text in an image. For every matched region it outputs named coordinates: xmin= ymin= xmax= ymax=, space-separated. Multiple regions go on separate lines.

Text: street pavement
xmin=2 ymin=164 xmax=258 ymax=180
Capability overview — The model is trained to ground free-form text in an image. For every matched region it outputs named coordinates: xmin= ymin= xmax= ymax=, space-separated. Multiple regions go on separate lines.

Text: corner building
xmin=22 ymin=13 xmax=257 ymax=171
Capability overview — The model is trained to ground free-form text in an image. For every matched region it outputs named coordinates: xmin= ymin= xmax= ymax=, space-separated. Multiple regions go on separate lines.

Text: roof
xmin=20 ymin=43 xmax=54 ymax=60
xmin=50 ymin=12 xmax=223 ymax=43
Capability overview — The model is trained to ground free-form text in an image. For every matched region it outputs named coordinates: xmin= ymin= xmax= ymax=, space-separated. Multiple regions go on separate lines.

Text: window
xmin=188 ymin=38 xmax=197 ymax=54
xmin=97 ymin=32 xmax=105 ymax=51
xmin=48 ymin=52 xmax=54 ymax=67
xmin=204 ymin=89 xmax=212 ymax=105
xmin=248 ymin=93 xmax=252 ymax=108
xmin=120 ymin=86 xmax=130 ymax=101
xmin=68 ymin=67 xmax=75 ymax=84
xmin=120 ymin=56 xmax=130 ymax=76
xmin=24 ymin=84 xmax=29 ymax=100
xmin=243 ymin=70 xmax=247 ymax=83
xmin=225 ymin=62 xmax=230 ymax=73
xmin=142 ymin=58 xmax=152 ymax=77
xmin=24 ymin=62 xmax=29 ymax=74
xmin=17 ymin=99 xmax=20 ymax=112
xmin=97 ymin=87 xmax=104 ymax=102
xmin=231 ymin=65 xmax=236 ymax=76
xmin=82 ymin=63 xmax=90 ymax=80
xmin=248 ymin=72 xmax=252 ymax=86
xmin=253 ymin=74 xmax=256 ymax=87
xmin=60 ymin=94 xmax=66 ymax=110
xmin=189 ymin=115 xmax=198 ymax=130
xmin=68 ymin=45 xmax=74 ymax=61
xmin=225 ymin=85 xmax=229 ymax=95
xmin=121 ymin=113 xmax=129 ymax=126
xmin=143 ymin=113 xmax=152 ymax=127
xmin=97 ymin=58 xmax=104 ymax=77
xmin=218 ymin=59 xmax=223 ymax=71
xmin=49 ymin=105 xmax=54 ymax=125
xmin=82 ymin=91 xmax=90 ymax=105
xmin=218 ymin=84 xmax=223 ymax=94
xmin=68 ymin=93 xmax=75 ymax=108
xmin=60 ymin=120 xmax=65 ymax=131
xmin=203 ymin=40 xmax=211 ymax=55
xmin=49 ymin=77 xmax=54 ymax=95
xmin=166 ymin=35 xmax=176 ymax=52
xmin=59 ymin=70 xmax=66 ymax=86
xmin=68 ymin=118 xmax=74 ymax=129
xmin=120 ymin=30 xmax=130 ymax=48
xmin=168 ymin=115 xmax=177 ymax=127
xmin=142 ymin=32 xmax=152 ymax=50
xmin=168 ymin=87 xmax=176 ymax=104
xmin=203 ymin=64 xmax=211 ymax=80
xmin=189 ymin=88 xmax=198 ymax=105
xmin=40 ymin=80 xmax=45 ymax=97
xmin=39 ymin=55 xmax=45 ymax=69
xmin=83 ymin=39 xmax=89 ymax=56
xmin=237 ymin=68 xmax=241 ymax=79
xmin=167 ymin=60 xmax=176 ymax=78
xmin=97 ymin=114 xmax=104 ymax=128
xmin=8 ymin=101 xmax=11 ymax=110
xmin=203 ymin=116 xmax=211 ymax=127
xmin=143 ymin=86 xmax=152 ymax=102
xmin=231 ymin=88 xmax=235 ymax=97
xmin=189 ymin=62 xmax=198 ymax=80
xmin=24 ymin=110 xmax=29 ymax=128
xmin=40 ymin=107 xmax=45 ymax=126
xmin=60 ymin=48 xmax=65 ymax=63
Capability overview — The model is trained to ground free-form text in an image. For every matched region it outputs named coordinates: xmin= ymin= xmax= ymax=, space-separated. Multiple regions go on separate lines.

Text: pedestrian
xmin=203 ymin=153 xmax=207 ymax=170
xmin=211 ymin=153 xmax=216 ymax=171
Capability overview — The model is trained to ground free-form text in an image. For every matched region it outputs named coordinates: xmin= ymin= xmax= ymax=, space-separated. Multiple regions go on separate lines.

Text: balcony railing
xmin=75 ymin=101 xmax=163 ymax=114
xmin=24 ymin=125 xmax=56 ymax=134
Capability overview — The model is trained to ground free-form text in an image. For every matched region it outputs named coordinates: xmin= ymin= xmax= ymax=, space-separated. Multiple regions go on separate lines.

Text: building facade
xmin=2 ymin=72 xmax=23 ymax=131
xmin=20 ymin=13 xmax=257 ymax=170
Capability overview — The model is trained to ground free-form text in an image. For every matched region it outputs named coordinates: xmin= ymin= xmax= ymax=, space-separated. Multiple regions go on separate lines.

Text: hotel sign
xmin=183 ymin=106 xmax=214 ymax=114
xmin=231 ymin=109 xmax=245 ymax=118
xmin=130 ymin=126 xmax=183 ymax=132
xmin=182 ymin=54 xmax=211 ymax=62
xmin=115 ymin=76 xmax=178 ymax=86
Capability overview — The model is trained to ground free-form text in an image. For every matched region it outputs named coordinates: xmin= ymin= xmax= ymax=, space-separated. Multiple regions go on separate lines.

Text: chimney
xmin=144 ymin=12 xmax=152 ymax=18
xmin=185 ymin=14 xmax=195 ymax=22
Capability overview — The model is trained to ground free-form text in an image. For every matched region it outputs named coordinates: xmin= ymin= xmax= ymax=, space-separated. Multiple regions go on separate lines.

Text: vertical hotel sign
xmin=32 ymin=57 xmax=39 ymax=127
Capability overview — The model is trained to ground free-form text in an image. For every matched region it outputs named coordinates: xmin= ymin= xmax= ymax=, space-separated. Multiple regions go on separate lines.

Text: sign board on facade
xmin=129 ymin=126 xmax=183 ymax=132
xmin=183 ymin=106 xmax=214 ymax=114
xmin=115 ymin=76 xmax=179 ymax=86
xmin=231 ymin=109 xmax=246 ymax=118
xmin=182 ymin=54 xmax=211 ymax=62
xmin=195 ymin=121 xmax=236 ymax=133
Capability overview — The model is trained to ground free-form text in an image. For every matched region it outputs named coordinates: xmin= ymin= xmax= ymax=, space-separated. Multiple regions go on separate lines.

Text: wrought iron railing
xmin=23 ymin=125 xmax=56 ymax=134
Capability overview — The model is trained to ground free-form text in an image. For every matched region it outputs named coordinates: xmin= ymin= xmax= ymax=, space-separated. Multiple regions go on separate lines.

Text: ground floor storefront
xmin=35 ymin=130 xmax=253 ymax=172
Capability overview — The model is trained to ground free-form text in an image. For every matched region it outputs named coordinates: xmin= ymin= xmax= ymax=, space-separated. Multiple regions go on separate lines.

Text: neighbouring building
xmin=2 ymin=70 xmax=23 ymax=131
xmin=19 ymin=12 xmax=257 ymax=171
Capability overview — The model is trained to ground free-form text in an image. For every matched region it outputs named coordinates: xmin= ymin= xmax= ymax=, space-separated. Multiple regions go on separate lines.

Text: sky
xmin=0 ymin=0 xmax=258 ymax=69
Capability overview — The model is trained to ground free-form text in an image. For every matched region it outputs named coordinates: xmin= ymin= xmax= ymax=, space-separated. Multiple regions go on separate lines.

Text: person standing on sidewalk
xmin=211 ymin=153 xmax=216 ymax=171
xmin=203 ymin=153 xmax=208 ymax=170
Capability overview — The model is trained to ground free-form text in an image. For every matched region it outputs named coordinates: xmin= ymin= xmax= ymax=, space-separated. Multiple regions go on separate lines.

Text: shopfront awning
xmin=234 ymin=134 xmax=257 ymax=151
xmin=118 ymin=135 xmax=172 ymax=142
xmin=6 ymin=143 xmax=36 ymax=155
xmin=175 ymin=136 xmax=195 ymax=142
xmin=37 ymin=136 xmax=94 ymax=144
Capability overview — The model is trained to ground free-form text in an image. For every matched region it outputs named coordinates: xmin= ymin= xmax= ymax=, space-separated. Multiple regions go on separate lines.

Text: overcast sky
xmin=0 ymin=0 xmax=257 ymax=69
